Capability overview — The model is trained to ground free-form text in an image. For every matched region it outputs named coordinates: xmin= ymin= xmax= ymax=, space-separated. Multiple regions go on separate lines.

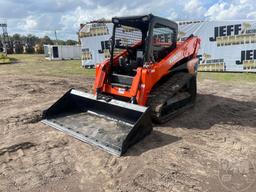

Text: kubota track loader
xmin=42 ymin=14 xmax=200 ymax=156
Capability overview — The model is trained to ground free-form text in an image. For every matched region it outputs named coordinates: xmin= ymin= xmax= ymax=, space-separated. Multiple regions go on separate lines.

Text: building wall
xmin=80 ymin=20 xmax=256 ymax=72
xmin=179 ymin=20 xmax=256 ymax=72
xmin=80 ymin=23 xmax=113 ymax=67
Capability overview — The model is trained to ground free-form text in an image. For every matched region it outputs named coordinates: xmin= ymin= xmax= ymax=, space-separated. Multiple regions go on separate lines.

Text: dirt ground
xmin=0 ymin=61 xmax=256 ymax=191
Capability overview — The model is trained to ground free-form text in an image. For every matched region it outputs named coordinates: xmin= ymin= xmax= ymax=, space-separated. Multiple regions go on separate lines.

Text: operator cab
xmin=109 ymin=14 xmax=178 ymax=88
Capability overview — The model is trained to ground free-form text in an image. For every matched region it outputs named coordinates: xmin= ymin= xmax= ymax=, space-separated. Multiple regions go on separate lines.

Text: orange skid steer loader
xmin=42 ymin=14 xmax=200 ymax=156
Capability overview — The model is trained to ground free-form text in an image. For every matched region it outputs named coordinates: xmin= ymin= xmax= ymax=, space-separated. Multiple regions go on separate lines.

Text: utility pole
xmin=0 ymin=20 xmax=11 ymax=55
xmin=54 ymin=30 xmax=58 ymax=44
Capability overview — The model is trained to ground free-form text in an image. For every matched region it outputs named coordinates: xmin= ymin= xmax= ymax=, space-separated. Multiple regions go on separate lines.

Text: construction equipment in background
xmin=42 ymin=14 xmax=200 ymax=156
xmin=0 ymin=21 xmax=12 ymax=54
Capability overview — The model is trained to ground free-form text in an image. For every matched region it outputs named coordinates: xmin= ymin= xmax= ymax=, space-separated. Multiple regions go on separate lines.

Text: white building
xmin=79 ymin=21 xmax=113 ymax=68
xmin=44 ymin=45 xmax=82 ymax=60
xmin=79 ymin=19 xmax=256 ymax=72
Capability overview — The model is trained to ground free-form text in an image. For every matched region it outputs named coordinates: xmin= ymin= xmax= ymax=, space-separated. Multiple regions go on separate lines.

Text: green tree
xmin=12 ymin=33 xmax=21 ymax=41
xmin=26 ymin=34 xmax=40 ymax=46
xmin=41 ymin=36 xmax=54 ymax=45
xmin=53 ymin=39 xmax=66 ymax=45
xmin=65 ymin=39 xmax=78 ymax=45
xmin=25 ymin=45 xmax=34 ymax=54
xmin=11 ymin=34 xmax=21 ymax=54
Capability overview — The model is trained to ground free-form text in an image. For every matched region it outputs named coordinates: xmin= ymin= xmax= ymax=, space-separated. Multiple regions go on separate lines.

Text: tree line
xmin=3 ymin=34 xmax=79 ymax=54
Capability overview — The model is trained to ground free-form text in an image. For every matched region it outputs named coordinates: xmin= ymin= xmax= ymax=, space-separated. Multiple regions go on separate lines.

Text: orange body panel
xmin=94 ymin=37 xmax=200 ymax=106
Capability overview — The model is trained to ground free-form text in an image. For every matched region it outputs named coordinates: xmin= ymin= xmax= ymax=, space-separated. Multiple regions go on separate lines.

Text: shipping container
xmin=44 ymin=45 xmax=82 ymax=60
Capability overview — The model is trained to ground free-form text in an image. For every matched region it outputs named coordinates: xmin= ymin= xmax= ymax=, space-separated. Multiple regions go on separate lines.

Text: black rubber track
xmin=147 ymin=72 xmax=197 ymax=124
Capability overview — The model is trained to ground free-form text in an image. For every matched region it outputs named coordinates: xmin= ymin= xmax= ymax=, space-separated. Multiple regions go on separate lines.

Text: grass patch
xmin=1 ymin=54 xmax=255 ymax=82
xmin=0 ymin=54 xmax=11 ymax=64
xmin=0 ymin=54 xmax=95 ymax=77
xmin=198 ymin=72 xmax=256 ymax=82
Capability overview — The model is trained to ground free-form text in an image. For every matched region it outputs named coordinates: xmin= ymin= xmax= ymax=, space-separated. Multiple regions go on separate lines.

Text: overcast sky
xmin=0 ymin=0 xmax=256 ymax=40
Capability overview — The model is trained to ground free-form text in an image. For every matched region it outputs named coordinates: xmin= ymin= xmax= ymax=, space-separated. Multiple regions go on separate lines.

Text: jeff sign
xmin=179 ymin=20 xmax=256 ymax=72
xmin=80 ymin=20 xmax=256 ymax=72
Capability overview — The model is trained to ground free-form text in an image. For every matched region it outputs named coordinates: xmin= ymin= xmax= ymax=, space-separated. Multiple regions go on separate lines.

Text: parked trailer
xmin=44 ymin=45 xmax=82 ymax=60
xmin=79 ymin=20 xmax=256 ymax=72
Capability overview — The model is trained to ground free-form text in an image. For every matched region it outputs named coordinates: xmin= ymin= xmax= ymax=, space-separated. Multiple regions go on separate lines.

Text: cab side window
xmin=152 ymin=23 xmax=176 ymax=62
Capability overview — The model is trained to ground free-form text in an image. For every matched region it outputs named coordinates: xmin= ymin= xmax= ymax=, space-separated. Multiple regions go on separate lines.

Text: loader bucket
xmin=42 ymin=89 xmax=152 ymax=156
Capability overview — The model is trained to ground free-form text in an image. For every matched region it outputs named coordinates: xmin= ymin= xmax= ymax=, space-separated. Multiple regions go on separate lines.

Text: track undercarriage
xmin=148 ymin=72 xmax=197 ymax=123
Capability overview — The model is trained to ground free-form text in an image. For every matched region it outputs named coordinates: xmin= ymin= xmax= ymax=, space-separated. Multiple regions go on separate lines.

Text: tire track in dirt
xmin=0 ymin=73 xmax=255 ymax=191
xmin=0 ymin=75 xmax=90 ymax=192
